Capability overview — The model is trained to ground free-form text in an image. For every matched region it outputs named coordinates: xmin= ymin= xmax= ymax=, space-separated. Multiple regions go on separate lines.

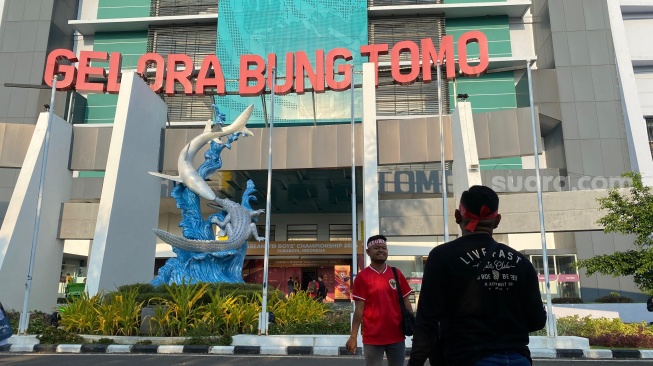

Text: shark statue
xmin=149 ymin=105 xmax=265 ymax=253
xmin=149 ymin=105 xmax=254 ymax=201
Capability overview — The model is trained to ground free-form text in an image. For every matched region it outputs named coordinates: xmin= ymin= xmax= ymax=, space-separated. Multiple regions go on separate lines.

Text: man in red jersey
xmin=346 ymin=234 xmax=413 ymax=366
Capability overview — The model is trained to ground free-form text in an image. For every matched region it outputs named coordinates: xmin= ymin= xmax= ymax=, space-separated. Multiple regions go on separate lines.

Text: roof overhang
xmin=368 ymin=1 xmax=531 ymax=19
xmin=69 ymin=14 xmax=218 ymax=35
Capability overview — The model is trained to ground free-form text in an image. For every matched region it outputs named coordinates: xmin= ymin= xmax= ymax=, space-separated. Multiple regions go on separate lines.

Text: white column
xmin=362 ymin=63 xmax=379 ymax=266
xmin=0 ymin=112 xmax=73 ymax=311
xmin=0 ymin=0 xmax=6 ymax=30
xmin=607 ymin=1 xmax=653 ymax=185
xmin=86 ymin=72 xmax=168 ymax=295
xmin=451 ymin=101 xmax=482 ymax=208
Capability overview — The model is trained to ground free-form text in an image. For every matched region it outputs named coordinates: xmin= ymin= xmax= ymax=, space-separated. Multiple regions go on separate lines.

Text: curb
xmin=2 ymin=345 xmax=653 ymax=358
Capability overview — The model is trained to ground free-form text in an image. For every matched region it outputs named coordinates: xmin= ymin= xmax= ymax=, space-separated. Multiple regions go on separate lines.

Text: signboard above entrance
xmin=44 ymin=31 xmax=489 ymax=96
xmin=247 ymin=241 xmax=364 ymax=256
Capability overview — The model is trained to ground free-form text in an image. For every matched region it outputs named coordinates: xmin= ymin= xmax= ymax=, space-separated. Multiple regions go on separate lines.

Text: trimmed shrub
xmin=556 ymin=315 xmax=653 ymax=338
xmin=529 ymin=328 xmax=547 ymax=336
xmin=132 ymin=283 xmax=283 ymax=306
xmin=595 ymin=292 xmax=635 ymax=303
xmin=60 ymin=292 xmax=102 ymax=334
xmin=590 ymin=332 xmax=653 ymax=349
xmin=60 ymin=288 xmax=144 ymax=336
xmin=268 ymin=320 xmax=350 ymax=335
xmin=217 ymin=333 xmax=233 ymax=346
xmin=5 ymin=310 xmax=50 ymax=334
xmin=146 ymin=283 xmax=267 ymax=337
xmin=6 ymin=310 xmax=19 ymax=334
xmin=58 ymin=282 xmax=340 ymax=337
xmin=552 ymin=297 xmax=584 ymax=304
xmin=184 ymin=324 xmax=220 ymax=346
xmin=183 ymin=324 xmax=233 ymax=346
xmin=268 ymin=291 xmax=328 ymax=327
xmin=37 ymin=326 xmax=84 ymax=344
xmin=116 ymin=283 xmax=156 ymax=294
xmin=93 ymin=338 xmax=116 ymax=344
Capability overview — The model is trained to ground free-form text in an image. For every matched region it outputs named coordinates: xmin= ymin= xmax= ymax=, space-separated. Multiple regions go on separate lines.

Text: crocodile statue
xmin=153 ymin=197 xmax=265 ymax=252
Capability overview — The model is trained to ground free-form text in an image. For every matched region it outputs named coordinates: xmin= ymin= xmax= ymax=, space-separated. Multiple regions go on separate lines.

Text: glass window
xmin=556 ymin=256 xmax=576 ymax=274
xmin=287 ymin=224 xmax=318 ymax=241
xmin=530 ymin=255 xmax=555 ymax=276
xmin=529 ymin=254 xmax=581 ymax=300
xmin=329 ymin=224 xmax=353 ymax=241
xmin=387 ymin=256 xmax=424 ymax=307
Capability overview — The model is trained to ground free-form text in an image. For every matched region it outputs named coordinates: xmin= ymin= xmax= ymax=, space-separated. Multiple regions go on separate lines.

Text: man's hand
xmin=345 ymin=335 xmax=357 ymax=354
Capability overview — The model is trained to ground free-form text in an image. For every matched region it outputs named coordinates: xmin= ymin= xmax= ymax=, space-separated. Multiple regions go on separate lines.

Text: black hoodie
xmin=409 ymin=234 xmax=547 ymax=366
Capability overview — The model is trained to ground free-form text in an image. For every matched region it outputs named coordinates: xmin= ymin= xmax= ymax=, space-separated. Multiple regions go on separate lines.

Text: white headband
xmin=367 ymin=238 xmax=386 ymax=249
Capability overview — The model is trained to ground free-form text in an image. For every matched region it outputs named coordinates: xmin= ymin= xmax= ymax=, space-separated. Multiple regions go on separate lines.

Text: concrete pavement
xmin=1 ymin=354 xmax=653 ymax=365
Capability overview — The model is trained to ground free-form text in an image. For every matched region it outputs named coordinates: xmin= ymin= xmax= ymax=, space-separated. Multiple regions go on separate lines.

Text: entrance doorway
xmin=302 ymin=268 xmax=317 ymax=291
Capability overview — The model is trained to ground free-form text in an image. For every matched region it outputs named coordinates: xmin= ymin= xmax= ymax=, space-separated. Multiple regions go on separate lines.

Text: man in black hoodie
xmin=408 ymin=185 xmax=547 ymax=366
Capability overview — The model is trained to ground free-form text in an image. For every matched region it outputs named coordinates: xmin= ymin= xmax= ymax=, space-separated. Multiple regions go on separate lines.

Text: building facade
xmin=0 ymin=0 xmax=652 ymax=311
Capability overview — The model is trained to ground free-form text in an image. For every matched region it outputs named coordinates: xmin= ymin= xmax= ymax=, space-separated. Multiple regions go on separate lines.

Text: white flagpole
xmin=260 ymin=68 xmax=276 ymax=336
xmin=526 ymin=60 xmax=555 ymax=337
xmin=18 ymin=75 xmax=58 ymax=334
xmin=350 ymin=65 xmax=357 ymax=308
xmin=437 ymin=61 xmax=449 ymax=242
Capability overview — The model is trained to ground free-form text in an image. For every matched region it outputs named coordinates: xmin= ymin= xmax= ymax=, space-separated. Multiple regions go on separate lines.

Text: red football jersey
xmin=352 ymin=264 xmax=412 ymax=345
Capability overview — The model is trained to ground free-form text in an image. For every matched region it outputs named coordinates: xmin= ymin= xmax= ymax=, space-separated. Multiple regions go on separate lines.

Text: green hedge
xmin=269 ymin=320 xmax=349 ymax=335
xmin=595 ymin=292 xmax=635 ymax=303
xmin=5 ymin=310 xmax=50 ymax=334
xmin=61 ymin=282 xmax=329 ymax=337
xmin=552 ymin=297 xmax=584 ymax=304
xmin=37 ymin=326 xmax=84 ymax=344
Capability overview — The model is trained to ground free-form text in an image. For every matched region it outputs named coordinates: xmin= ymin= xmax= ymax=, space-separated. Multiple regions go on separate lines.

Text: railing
xmin=150 ymin=0 xmax=219 ymax=17
xmin=146 ymin=24 xmax=218 ymax=123
xmin=368 ymin=0 xmax=444 ymax=6
xmin=369 ymin=15 xmax=449 ymax=116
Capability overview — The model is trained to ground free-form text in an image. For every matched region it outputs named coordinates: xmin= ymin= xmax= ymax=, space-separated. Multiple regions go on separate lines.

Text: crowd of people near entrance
xmin=287 ymin=275 xmax=328 ymax=302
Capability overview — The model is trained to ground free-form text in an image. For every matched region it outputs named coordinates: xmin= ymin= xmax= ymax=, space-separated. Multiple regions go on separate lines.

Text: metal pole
xmin=350 ymin=65 xmax=357 ymax=309
xmin=18 ymin=75 xmax=57 ymax=334
xmin=260 ymin=68 xmax=276 ymax=336
xmin=526 ymin=60 xmax=555 ymax=337
xmin=437 ymin=61 xmax=449 ymax=242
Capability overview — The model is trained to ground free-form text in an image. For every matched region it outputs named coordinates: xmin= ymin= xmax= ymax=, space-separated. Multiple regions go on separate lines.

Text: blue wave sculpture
xmin=151 ymin=106 xmax=264 ymax=285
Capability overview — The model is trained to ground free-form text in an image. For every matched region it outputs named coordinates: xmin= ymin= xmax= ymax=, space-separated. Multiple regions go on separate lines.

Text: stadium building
xmin=0 ymin=0 xmax=652 ymax=311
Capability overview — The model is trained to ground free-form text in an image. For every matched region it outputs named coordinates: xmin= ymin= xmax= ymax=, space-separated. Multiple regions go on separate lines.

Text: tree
xmin=576 ymin=172 xmax=653 ymax=294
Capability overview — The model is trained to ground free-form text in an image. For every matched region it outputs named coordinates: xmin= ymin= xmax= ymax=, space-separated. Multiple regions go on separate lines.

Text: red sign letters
xmin=44 ymin=31 xmax=490 ymax=96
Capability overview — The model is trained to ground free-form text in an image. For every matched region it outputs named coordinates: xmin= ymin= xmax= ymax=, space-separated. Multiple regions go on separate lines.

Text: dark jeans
xmin=474 ymin=353 xmax=531 ymax=366
xmin=363 ymin=341 xmax=405 ymax=366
